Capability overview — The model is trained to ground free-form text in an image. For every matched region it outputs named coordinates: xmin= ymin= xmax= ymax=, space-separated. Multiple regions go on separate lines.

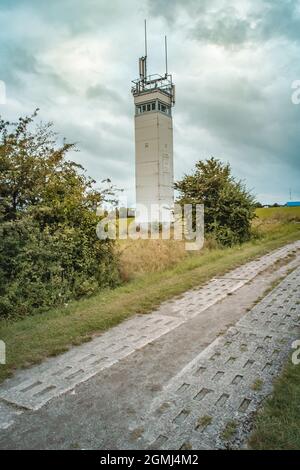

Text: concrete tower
xmin=131 ymin=23 xmax=175 ymax=224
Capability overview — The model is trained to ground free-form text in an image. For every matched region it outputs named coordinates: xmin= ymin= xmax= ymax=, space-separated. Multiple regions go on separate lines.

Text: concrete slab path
xmin=0 ymin=241 xmax=299 ymax=449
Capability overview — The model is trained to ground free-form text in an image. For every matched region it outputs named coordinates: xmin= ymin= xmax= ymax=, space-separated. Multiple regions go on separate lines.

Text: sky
xmin=0 ymin=0 xmax=300 ymax=205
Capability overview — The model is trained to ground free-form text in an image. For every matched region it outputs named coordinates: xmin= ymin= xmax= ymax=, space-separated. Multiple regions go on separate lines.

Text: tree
xmin=175 ymin=157 xmax=256 ymax=246
xmin=0 ymin=110 xmax=119 ymax=318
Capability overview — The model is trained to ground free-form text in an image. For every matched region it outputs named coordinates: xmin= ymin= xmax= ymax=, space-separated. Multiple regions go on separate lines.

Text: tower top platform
xmin=131 ymin=21 xmax=175 ymax=105
xmin=131 ymin=73 xmax=175 ymax=105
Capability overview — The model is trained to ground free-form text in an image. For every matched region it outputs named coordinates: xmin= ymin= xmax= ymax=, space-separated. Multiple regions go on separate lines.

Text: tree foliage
xmin=175 ymin=157 xmax=256 ymax=246
xmin=0 ymin=111 xmax=119 ymax=318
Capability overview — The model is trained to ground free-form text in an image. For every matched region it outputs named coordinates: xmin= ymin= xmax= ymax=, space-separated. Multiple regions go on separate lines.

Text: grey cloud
xmin=259 ymin=0 xmax=300 ymax=43
xmin=0 ymin=45 xmax=38 ymax=85
xmin=190 ymin=0 xmax=300 ymax=48
xmin=59 ymin=118 xmax=133 ymax=167
xmin=86 ymin=84 xmax=120 ymax=101
xmin=2 ymin=0 xmax=138 ymax=35
xmin=149 ymin=0 xmax=300 ymax=48
xmin=1 ymin=43 xmax=75 ymax=94
xmin=147 ymin=0 xmax=211 ymax=24
xmin=191 ymin=8 xmax=252 ymax=47
xmin=181 ymin=79 xmax=300 ymax=166
xmin=86 ymin=84 xmax=128 ymax=113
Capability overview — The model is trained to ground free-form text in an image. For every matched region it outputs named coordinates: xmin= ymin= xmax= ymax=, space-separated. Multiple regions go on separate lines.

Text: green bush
xmin=0 ymin=111 xmax=119 ymax=318
xmin=175 ymin=157 xmax=256 ymax=246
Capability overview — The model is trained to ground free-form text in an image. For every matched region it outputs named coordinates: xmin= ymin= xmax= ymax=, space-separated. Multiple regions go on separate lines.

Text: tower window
xmin=136 ymin=101 xmax=157 ymax=115
xmin=157 ymin=100 xmax=171 ymax=115
xmin=135 ymin=100 xmax=171 ymax=115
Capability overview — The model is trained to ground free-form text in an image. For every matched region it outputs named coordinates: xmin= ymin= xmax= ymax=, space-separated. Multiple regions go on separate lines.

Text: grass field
xmin=0 ymin=207 xmax=299 ymax=384
xmin=255 ymin=206 xmax=300 ymax=221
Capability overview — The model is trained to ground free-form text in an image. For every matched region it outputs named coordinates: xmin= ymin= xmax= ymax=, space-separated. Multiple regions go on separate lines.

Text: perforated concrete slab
xmin=152 ymin=241 xmax=300 ymax=321
xmin=238 ymin=269 xmax=300 ymax=335
xmin=0 ymin=240 xmax=299 ymax=412
xmin=0 ymin=314 xmax=184 ymax=410
xmin=135 ymin=267 xmax=300 ymax=450
xmin=164 ymin=278 xmax=247 ymax=320
xmin=222 ymin=242 xmax=300 ymax=280
xmin=0 ymin=402 xmax=22 ymax=431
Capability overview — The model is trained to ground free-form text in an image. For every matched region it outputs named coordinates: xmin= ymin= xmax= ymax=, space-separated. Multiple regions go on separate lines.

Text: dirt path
xmin=0 ymin=241 xmax=299 ymax=449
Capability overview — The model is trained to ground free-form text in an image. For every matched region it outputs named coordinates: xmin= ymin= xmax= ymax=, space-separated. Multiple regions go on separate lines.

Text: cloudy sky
xmin=0 ymin=0 xmax=300 ymax=205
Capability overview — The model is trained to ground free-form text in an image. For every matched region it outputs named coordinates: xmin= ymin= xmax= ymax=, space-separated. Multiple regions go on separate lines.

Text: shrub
xmin=175 ymin=157 xmax=256 ymax=246
xmin=0 ymin=111 xmax=119 ymax=318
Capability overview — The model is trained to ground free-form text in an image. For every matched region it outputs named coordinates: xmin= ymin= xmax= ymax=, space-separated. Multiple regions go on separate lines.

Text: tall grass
xmin=118 ymin=207 xmax=300 ymax=281
xmin=118 ymin=238 xmax=188 ymax=281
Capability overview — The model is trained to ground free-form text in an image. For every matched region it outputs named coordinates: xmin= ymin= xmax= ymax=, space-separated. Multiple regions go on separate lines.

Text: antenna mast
xmin=144 ymin=19 xmax=147 ymax=80
xmin=165 ymin=35 xmax=168 ymax=77
xmin=144 ymin=19 xmax=147 ymax=57
xmin=138 ymin=19 xmax=148 ymax=84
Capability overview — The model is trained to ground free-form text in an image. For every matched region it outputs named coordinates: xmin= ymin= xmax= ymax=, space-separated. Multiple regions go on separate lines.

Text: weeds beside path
xmin=249 ymin=358 xmax=300 ymax=449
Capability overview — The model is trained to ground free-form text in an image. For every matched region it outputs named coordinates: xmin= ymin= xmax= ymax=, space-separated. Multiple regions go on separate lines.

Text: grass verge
xmin=249 ymin=359 xmax=300 ymax=449
xmin=0 ymin=223 xmax=299 ymax=384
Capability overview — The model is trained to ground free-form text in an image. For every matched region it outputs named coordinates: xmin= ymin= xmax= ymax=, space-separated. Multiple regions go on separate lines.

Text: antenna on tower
xmin=165 ymin=35 xmax=168 ymax=77
xmin=133 ymin=20 xmax=175 ymax=104
xmin=139 ymin=19 xmax=148 ymax=84
xmin=144 ymin=19 xmax=147 ymax=79
xmin=144 ymin=19 xmax=147 ymax=58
